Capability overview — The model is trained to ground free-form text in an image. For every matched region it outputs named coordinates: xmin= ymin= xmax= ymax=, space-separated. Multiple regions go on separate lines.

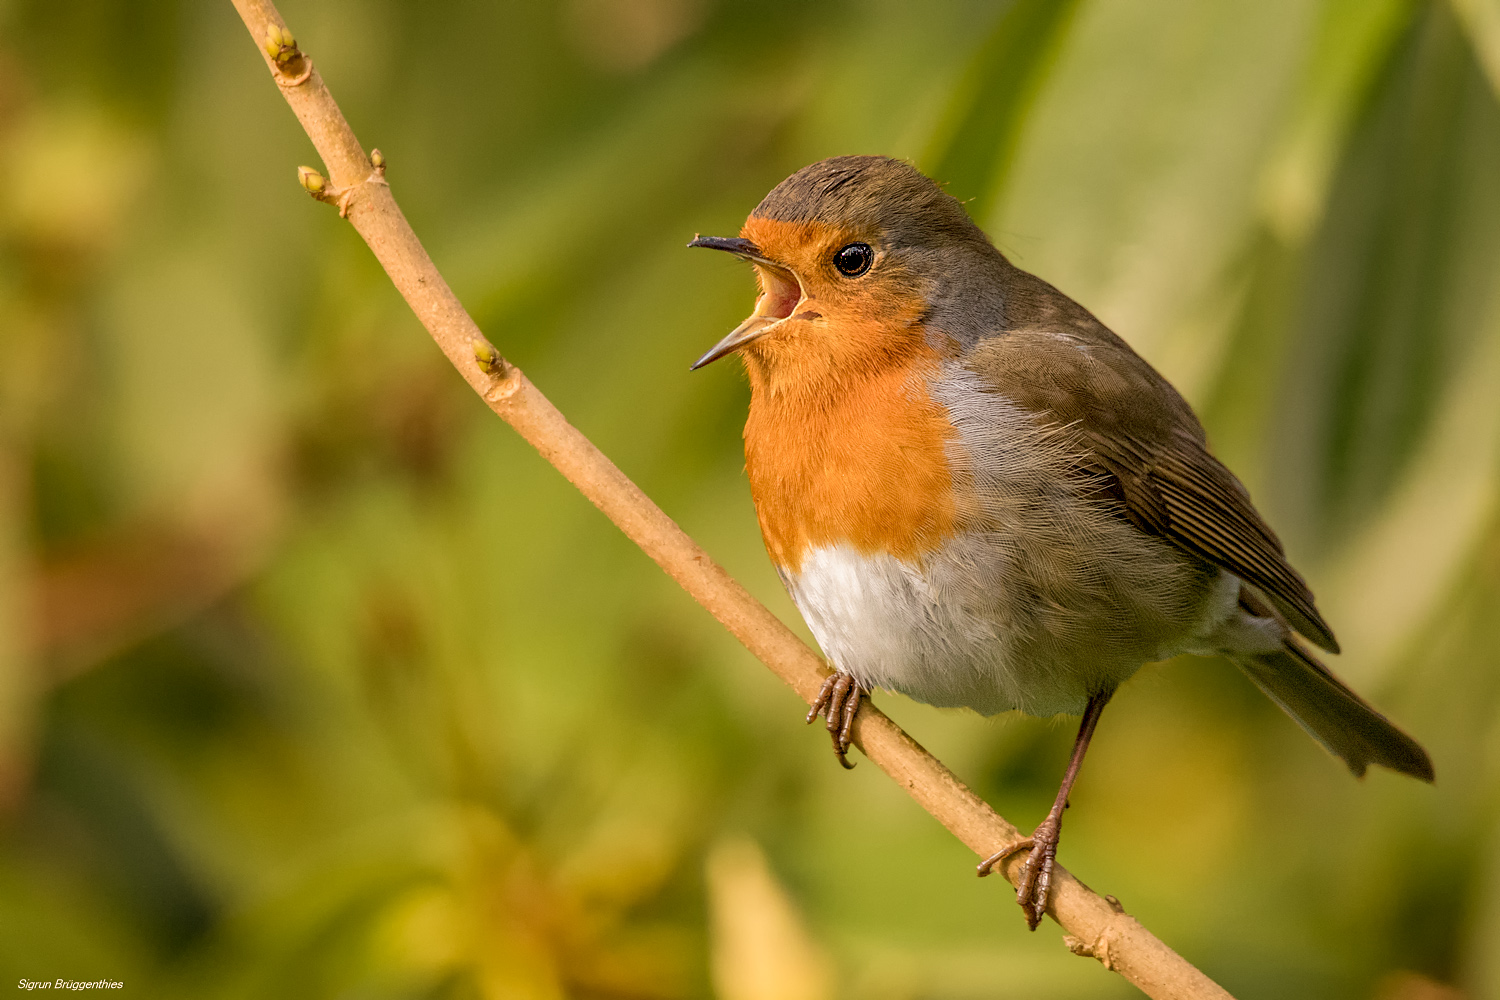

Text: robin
xmin=688 ymin=155 xmax=1434 ymax=929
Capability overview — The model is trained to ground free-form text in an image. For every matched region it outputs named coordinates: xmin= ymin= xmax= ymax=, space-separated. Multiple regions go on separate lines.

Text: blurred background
xmin=0 ymin=0 xmax=1497 ymax=996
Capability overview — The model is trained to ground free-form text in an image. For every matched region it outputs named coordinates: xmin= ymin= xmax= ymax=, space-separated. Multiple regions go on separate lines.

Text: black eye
xmin=833 ymin=242 xmax=873 ymax=277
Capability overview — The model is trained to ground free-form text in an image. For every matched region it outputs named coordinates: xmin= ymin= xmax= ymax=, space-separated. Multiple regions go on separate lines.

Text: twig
xmin=227 ymin=3 xmax=1235 ymax=997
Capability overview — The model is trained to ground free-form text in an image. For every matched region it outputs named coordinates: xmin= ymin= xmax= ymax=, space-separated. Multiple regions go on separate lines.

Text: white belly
xmin=783 ymin=536 xmax=1236 ymax=717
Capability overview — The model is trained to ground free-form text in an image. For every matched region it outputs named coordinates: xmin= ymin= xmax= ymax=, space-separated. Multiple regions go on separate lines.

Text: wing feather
xmin=962 ymin=273 xmax=1339 ymax=653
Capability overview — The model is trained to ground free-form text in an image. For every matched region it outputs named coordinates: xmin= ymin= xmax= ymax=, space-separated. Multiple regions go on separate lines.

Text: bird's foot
xmin=976 ymin=815 xmax=1062 ymax=931
xmin=805 ymin=672 xmax=866 ymax=769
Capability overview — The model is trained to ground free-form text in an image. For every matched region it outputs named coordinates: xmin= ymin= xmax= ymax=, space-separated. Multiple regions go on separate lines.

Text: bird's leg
xmin=976 ymin=690 xmax=1112 ymax=930
xmin=806 ymin=671 xmax=867 ymax=769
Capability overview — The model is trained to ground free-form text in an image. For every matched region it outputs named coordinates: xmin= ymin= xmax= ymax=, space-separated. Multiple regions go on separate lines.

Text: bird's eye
xmin=833 ymin=242 xmax=873 ymax=277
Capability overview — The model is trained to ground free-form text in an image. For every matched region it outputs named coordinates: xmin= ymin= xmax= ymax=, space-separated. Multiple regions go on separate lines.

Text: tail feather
xmin=1233 ymin=642 xmax=1434 ymax=782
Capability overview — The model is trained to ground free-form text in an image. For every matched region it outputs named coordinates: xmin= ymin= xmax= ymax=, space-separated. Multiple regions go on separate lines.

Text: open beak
xmin=688 ymin=235 xmax=804 ymax=370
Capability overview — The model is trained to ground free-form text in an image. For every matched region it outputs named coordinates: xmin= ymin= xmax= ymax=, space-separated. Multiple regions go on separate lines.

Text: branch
xmin=228 ymin=4 xmax=1234 ymax=997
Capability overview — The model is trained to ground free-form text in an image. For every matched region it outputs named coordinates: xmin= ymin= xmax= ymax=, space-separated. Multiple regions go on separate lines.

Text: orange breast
xmin=743 ymin=350 xmax=964 ymax=574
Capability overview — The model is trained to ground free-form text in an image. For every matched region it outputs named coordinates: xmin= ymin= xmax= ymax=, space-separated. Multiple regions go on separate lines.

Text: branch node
xmin=1063 ymin=914 xmax=1128 ymax=971
xmin=334 ymin=156 xmax=389 ymax=217
xmin=297 ymin=163 xmax=388 ymax=218
xmin=473 ymin=339 xmax=506 ymax=377
xmin=265 ymin=22 xmax=313 ymax=86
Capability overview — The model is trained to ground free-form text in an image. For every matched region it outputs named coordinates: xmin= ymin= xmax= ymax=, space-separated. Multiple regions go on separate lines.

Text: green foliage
xmin=1 ymin=0 xmax=1498 ymax=997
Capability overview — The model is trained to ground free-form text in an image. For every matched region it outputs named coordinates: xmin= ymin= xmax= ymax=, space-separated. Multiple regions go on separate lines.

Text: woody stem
xmin=228 ymin=3 xmax=1233 ymax=997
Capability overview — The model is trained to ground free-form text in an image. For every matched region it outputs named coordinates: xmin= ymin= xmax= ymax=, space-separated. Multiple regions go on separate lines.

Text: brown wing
xmin=1088 ymin=425 xmax=1339 ymax=653
xmin=962 ymin=268 xmax=1339 ymax=653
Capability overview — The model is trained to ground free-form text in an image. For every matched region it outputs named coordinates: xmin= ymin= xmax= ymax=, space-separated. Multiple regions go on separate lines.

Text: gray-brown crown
xmin=751 ymin=156 xmax=987 ymax=250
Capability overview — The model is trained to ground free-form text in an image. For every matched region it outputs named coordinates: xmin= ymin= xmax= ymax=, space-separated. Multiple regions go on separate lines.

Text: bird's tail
xmin=1232 ymin=641 xmax=1433 ymax=782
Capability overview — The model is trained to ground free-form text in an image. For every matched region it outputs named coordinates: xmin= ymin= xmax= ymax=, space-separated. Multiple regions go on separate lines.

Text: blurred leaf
xmin=1450 ymin=0 xmax=1500 ymax=98
xmin=1268 ymin=0 xmax=1500 ymax=593
xmin=1258 ymin=0 xmax=1418 ymax=243
xmin=993 ymin=0 xmax=1318 ymax=398
xmin=0 ymin=448 xmax=33 ymax=809
xmin=706 ymin=836 xmax=831 ymax=1000
xmin=922 ymin=0 xmax=1082 ymax=219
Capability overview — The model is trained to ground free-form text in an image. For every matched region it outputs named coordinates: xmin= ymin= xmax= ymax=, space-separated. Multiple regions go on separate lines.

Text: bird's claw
xmin=977 ymin=818 xmax=1061 ymax=931
xmin=806 ymin=672 xmax=865 ymax=768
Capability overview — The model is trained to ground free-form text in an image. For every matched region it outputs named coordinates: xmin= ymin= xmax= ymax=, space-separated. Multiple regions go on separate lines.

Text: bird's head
xmin=689 ymin=156 xmax=1003 ymax=386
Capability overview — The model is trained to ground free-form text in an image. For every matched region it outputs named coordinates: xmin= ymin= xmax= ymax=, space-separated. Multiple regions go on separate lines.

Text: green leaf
xmin=922 ymin=0 xmax=1084 ymax=219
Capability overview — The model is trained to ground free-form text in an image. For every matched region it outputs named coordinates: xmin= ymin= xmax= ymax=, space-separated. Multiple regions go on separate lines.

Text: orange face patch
xmin=729 ymin=217 xmax=938 ymax=379
xmin=737 ymin=216 xmax=922 ymax=336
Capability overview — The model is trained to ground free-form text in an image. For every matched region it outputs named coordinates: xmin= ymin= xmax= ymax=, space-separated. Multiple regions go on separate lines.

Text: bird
xmin=686 ymin=155 xmax=1434 ymax=929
